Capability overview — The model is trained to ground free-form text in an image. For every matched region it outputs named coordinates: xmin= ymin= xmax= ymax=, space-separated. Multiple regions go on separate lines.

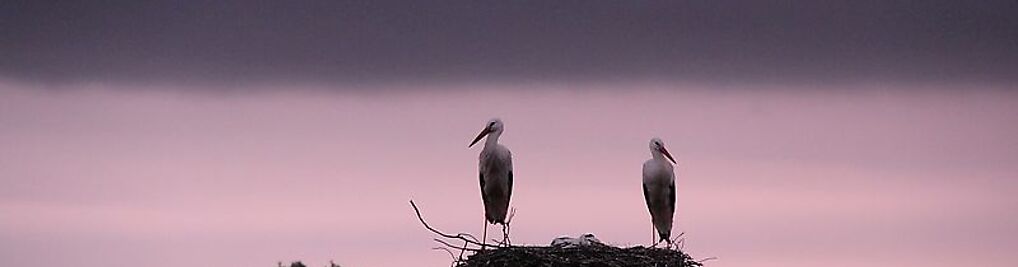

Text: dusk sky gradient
xmin=1 ymin=1 xmax=1017 ymax=267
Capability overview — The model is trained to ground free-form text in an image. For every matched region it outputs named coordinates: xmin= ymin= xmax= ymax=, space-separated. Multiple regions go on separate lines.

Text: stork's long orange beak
xmin=468 ymin=128 xmax=491 ymax=148
xmin=660 ymin=147 xmax=677 ymax=164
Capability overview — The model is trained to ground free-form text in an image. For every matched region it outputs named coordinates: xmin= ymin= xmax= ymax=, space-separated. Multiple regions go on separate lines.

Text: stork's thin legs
xmin=480 ymin=220 xmax=488 ymax=251
xmin=651 ymin=226 xmax=659 ymax=247
xmin=500 ymin=223 xmax=511 ymax=247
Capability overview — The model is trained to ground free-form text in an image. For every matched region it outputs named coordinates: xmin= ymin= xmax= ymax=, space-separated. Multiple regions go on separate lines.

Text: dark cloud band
xmin=2 ymin=0 xmax=1016 ymax=86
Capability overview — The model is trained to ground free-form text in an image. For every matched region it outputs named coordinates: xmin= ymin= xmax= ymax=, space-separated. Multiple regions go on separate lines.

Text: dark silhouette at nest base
xmin=457 ymin=244 xmax=702 ymax=267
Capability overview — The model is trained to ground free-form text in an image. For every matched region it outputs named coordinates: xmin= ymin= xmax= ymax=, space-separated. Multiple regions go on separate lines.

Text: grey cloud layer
xmin=2 ymin=0 xmax=1016 ymax=85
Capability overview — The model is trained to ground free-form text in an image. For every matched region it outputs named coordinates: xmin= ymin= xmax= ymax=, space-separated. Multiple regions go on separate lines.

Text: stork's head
xmin=649 ymin=137 xmax=676 ymax=164
xmin=469 ymin=118 xmax=503 ymax=147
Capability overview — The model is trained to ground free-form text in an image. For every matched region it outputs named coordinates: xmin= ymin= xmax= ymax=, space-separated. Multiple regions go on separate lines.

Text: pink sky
xmin=1 ymin=81 xmax=1016 ymax=267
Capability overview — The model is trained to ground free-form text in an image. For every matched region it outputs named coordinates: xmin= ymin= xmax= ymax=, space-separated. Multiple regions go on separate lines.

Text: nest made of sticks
xmin=409 ymin=200 xmax=706 ymax=267
xmin=457 ymin=244 xmax=702 ymax=267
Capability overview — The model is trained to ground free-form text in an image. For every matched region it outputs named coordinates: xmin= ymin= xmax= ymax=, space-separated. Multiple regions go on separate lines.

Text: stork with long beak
xmin=469 ymin=118 xmax=513 ymax=248
xmin=642 ymin=137 xmax=677 ymax=246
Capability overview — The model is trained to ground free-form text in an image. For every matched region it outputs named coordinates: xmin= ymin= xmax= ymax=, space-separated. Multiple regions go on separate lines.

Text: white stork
xmin=642 ymin=137 xmax=677 ymax=246
xmin=468 ymin=118 xmax=513 ymax=247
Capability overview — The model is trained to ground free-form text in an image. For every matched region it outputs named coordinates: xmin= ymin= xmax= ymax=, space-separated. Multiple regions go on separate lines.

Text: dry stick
xmin=697 ymin=257 xmax=719 ymax=263
xmin=434 ymin=238 xmax=483 ymax=252
xmin=456 ymin=239 xmax=470 ymax=263
xmin=459 ymin=233 xmax=480 ymax=243
xmin=506 ymin=207 xmax=516 ymax=224
xmin=433 ymin=246 xmax=470 ymax=267
xmin=667 ymin=232 xmax=686 ymax=251
xmin=432 ymin=247 xmax=457 ymax=264
xmin=409 ymin=199 xmax=489 ymax=248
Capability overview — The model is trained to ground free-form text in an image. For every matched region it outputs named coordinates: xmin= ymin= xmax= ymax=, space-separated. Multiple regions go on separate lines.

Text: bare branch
xmin=668 ymin=232 xmax=686 ymax=251
xmin=456 ymin=239 xmax=470 ymax=263
xmin=459 ymin=233 xmax=479 ymax=243
xmin=433 ymin=247 xmax=457 ymax=261
xmin=409 ymin=199 xmax=489 ymax=248
xmin=505 ymin=207 xmax=516 ymax=225
xmin=434 ymin=238 xmax=483 ymax=252
xmin=697 ymin=257 xmax=719 ymax=263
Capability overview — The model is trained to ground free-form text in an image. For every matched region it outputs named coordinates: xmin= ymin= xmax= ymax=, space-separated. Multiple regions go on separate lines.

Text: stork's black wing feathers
xmin=667 ymin=181 xmax=676 ymax=215
xmin=507 ymin=170 xmax=513 ymax=202
xmin=479 ymin=172 xmax=488 ymax=205
xmin=642 ymin=183 xmax=652 ymax=211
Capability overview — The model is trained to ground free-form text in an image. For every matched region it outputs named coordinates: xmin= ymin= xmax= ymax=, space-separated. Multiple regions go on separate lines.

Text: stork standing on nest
xmin=642 ymin=137 xmax=677 ymax=247
xmin=468 ymin=118 xmax=514 ymax=248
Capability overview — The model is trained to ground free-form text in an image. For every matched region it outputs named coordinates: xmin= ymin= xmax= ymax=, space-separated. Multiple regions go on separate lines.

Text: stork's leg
xmin=650 ymin=226 xmax=656 ymax=247
xmin=651 ymin=226 xmax=661 ymax=248
xmin=480 ymin=220 xmax=488 ymax=251
xmin=500 ymin=222 xmax=511 ymax=247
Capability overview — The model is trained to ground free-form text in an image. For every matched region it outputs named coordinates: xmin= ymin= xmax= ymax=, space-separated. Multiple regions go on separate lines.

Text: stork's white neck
xmin=484 ymin=130 xmax=502 ymax=148
xmin=650 ymin=149 xmax=665 ymax=160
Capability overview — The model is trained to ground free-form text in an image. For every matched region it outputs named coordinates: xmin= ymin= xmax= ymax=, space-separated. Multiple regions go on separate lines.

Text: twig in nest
xmin=697 ymin=257 xmax=718 ymax=263
xmin=434 ymin=238 xmax=483 ymax=252
xmin=459 ymin=233 xmax=479 ymax=243
xmin=667 ymin=232 xmax=686 ymax=250
xmin=409 ymin=199 xmax=489 ymax=248
xmin=456 ymin=240 xmax=470 ymax=264
xmin=433 ymin=247 xmax=457 ymax=263
xmin=505 ymin=207 xmax=517 ymax=225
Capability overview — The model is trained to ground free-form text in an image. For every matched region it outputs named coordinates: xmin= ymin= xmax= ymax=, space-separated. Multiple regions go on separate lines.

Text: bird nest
xmin=457 ymin=245 xmax=703 ymax=267
xmin=410 ymin=200 xmax=706 ymax=267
